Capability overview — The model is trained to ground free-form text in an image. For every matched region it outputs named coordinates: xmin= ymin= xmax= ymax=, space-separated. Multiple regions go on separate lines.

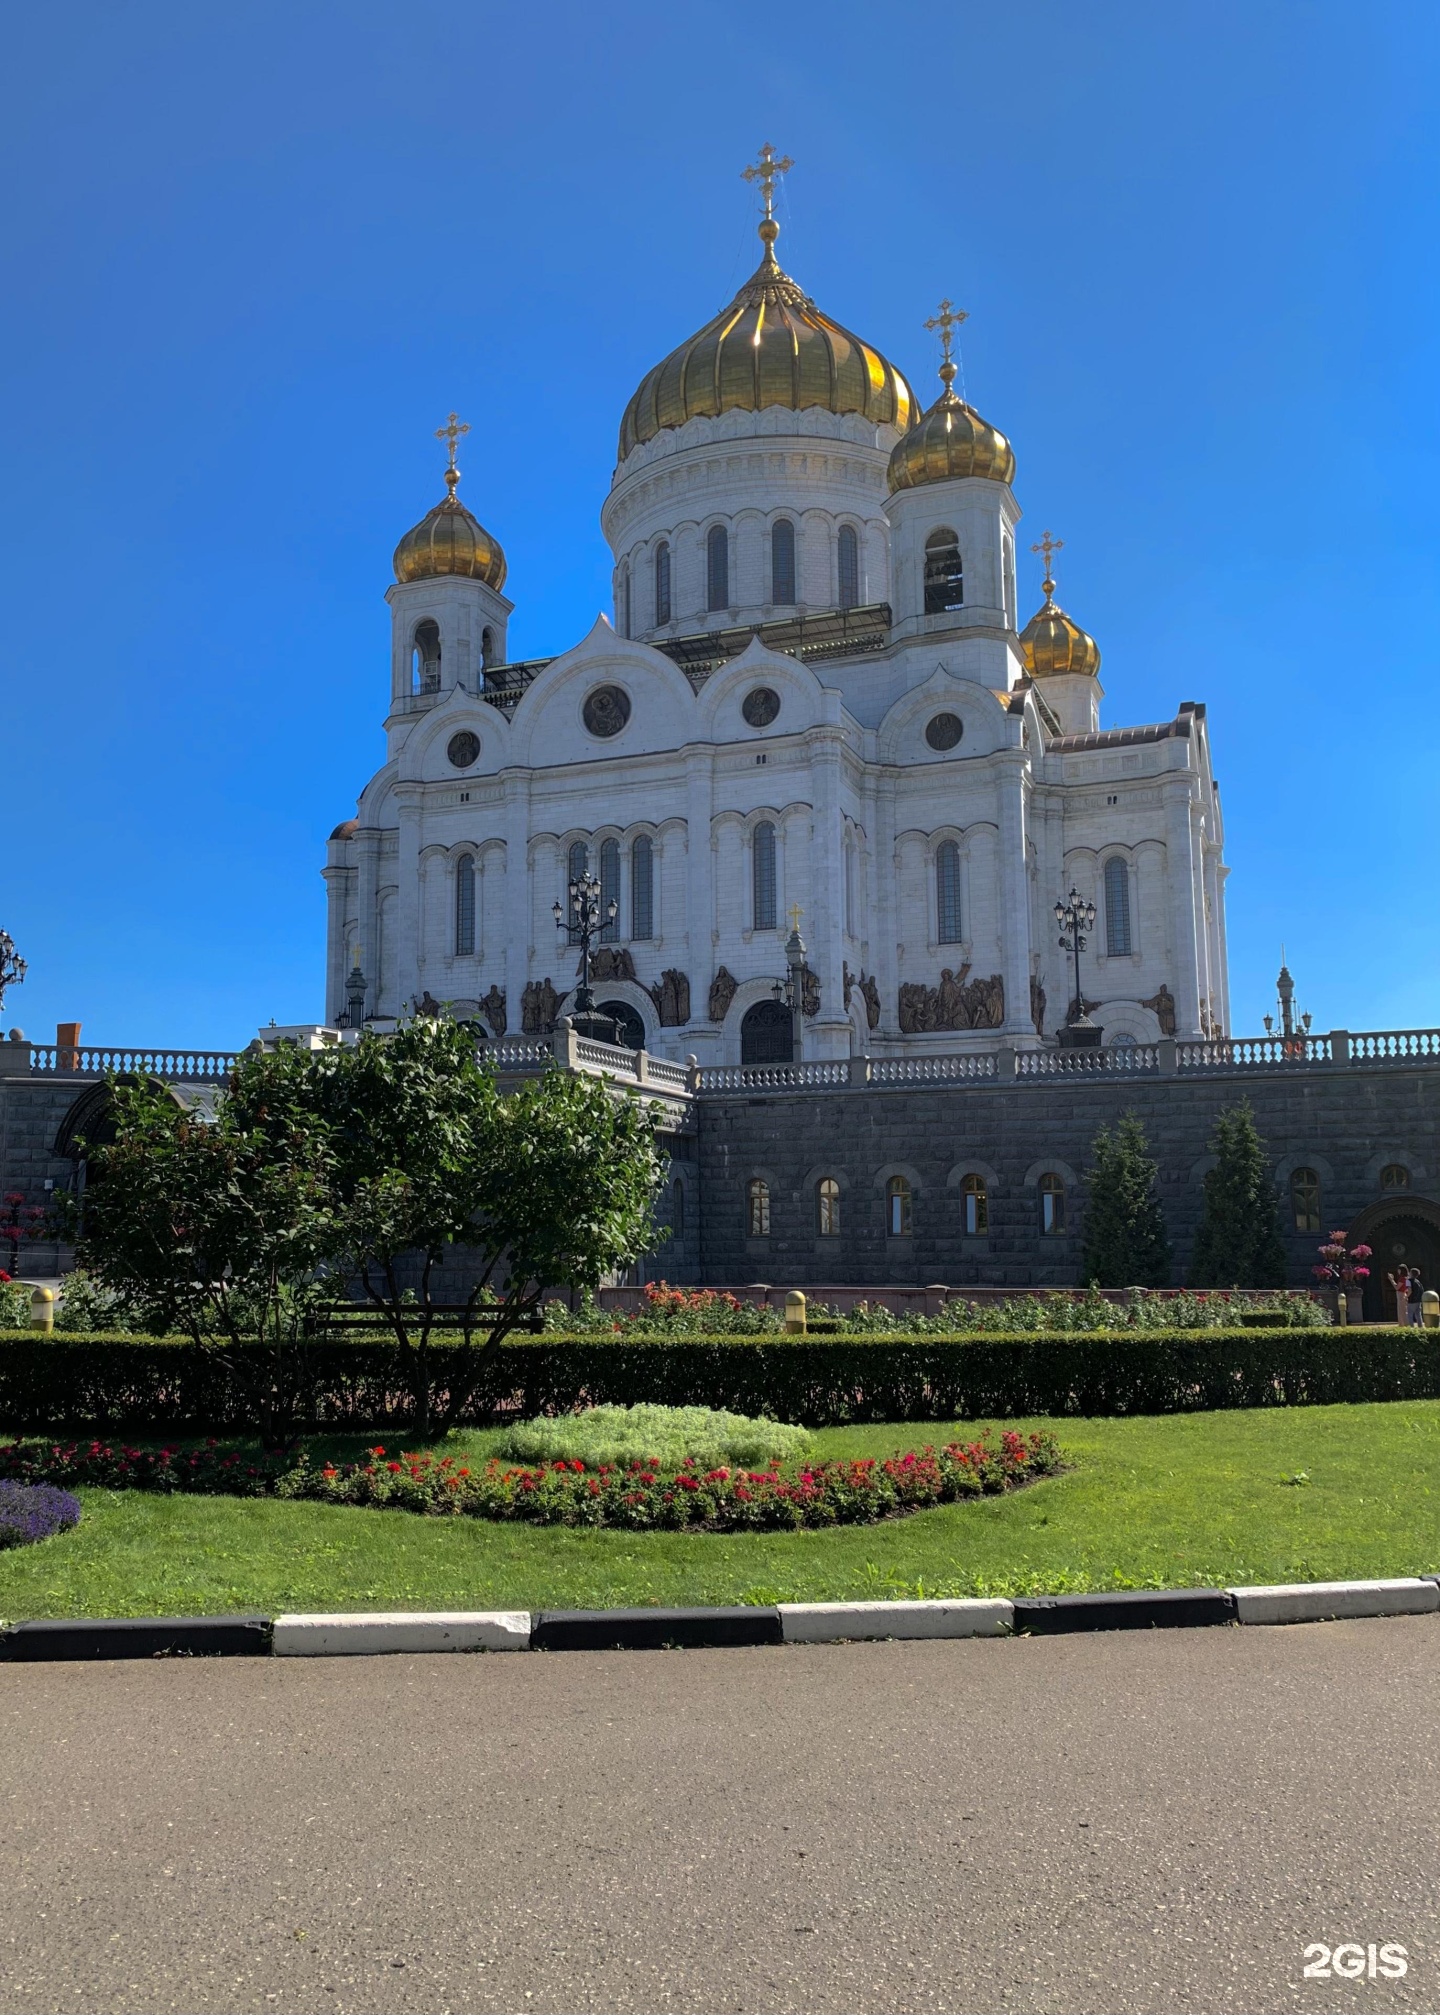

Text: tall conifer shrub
xmin=1189 ymin=1100 xmax=1288 ymax=1287
xmin=1081 ymin=1110 xmax=1172 ymax=1287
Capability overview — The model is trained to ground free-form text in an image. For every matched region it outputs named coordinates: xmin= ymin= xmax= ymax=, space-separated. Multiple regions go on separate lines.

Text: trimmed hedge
xmin=0 ymin=1328 xmax=1435 ymax=1429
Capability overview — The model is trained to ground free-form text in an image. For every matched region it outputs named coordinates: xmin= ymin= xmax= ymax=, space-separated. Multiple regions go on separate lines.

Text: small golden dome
xmin=1019 ymin=576 xmax=1101 ymax=679
xmin=887 ymin=304 xmax=1014 ymax=492
xmin=393 ymin=417 xmax=506 ymax=589
xmin=617 ymin=217 xmax=916 ymax=462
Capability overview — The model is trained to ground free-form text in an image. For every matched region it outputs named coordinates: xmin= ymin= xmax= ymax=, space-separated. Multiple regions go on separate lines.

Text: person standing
xmin=1386 ymin=1263 xmax=1412 ymax=1327
xmin=1407 ymin=1267 xmax=1425 ymax=1325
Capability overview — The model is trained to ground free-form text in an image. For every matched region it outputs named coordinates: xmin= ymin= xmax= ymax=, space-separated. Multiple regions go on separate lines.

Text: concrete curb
xmin=3 ymin=1578 xmax=1438 ymax=1660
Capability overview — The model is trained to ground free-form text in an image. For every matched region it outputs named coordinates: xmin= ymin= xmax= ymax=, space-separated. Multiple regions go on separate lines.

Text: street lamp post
xmin=770 ymin=905 xmax=808 ymax=1063
xmin=1053 ymin=888 xmax=1102 ymax=1050
xmin=553 ymin=870 xmax=621 ymax=1044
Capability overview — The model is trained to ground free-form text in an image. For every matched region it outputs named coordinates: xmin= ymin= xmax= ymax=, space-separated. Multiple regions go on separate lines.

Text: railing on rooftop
xmin=28 ymin=1045 xmax=238 ymax=1080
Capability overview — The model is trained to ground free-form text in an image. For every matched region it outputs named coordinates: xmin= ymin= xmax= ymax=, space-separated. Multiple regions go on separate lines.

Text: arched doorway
xmin=1345 ymin=1196 xmax=1440 ymax=1320
xmin=740 ymin=999 xmax=793 ymax=1066
xmin=597 ymin=1000 xmax=645 ymax=1051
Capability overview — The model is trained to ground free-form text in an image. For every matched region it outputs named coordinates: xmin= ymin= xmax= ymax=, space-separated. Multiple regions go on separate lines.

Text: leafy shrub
xmin=543 ymin=1284 xmax=781 ymax=1335
xmin=0 ymin=1478 xmax=82 ymax=1548
xmin=0 ymin=1274 xmax=30 ymax=1332
xmin=1 ymin=1430 xmax=1063 ymax=1532
xmin=54 ymin=1270 xmax=134 ymax=1334
xmin=502 ymin=1402 xmax=812 ymax=1471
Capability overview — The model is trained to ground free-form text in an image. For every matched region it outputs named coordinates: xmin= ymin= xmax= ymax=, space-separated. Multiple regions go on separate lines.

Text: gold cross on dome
xmin=787 ymin=902 xmax=803 ymax=935
xmin=435 ymin=411 xmax=470 ymax=472
xmin=741 ymin=143 xmax=794 ymax=221
xmin=1031 ymin=528 xmax=1063 ymax=594
xmin=923 ymin=298 xmax=968 ymax=366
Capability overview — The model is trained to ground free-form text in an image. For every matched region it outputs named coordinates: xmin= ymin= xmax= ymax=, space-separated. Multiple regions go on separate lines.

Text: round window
xmin=446 ymin=730 xmax=480 ymax=769
xmin=582 ymin=685 xmax=631 ymax=738
xmin=742 ymin=686 xmax=781 ymax=729
xmin=925 ymin=712 xmax=964 ymax=751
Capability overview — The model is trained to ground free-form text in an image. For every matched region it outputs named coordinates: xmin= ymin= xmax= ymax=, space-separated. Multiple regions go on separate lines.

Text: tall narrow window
xmin=654 ymin=541 xmax=671 ymax=626
xmin=1290 ymin=1167 xmax=1321 ymax=1233
xmin=817 ymin=1177 xmax=841 ymax=1236
xmin=620 ymin=565 xmax=632 ymax=639
xmin=454 ymin=855 xmax=476 ymax=957
xmin=837 ymin=524 xmax=860 ymax=609
xmin=752 ymin=821 xmax=777 ymax=931
xmin=599 ymin=837 xmax=620 ymax=941
xmin=771 ymin=519 xmax=796 ymax=605
xmin=936 ymin=840 xmax=962 ymax=944
xmin=1104 ymin=856 xmax=1133 ymax=957
xmin=566 ymin=840 xmax=588 ymax=942
xmin=747 ymin=1177 xmax=771 ymax=1237
xmin=844 ymin=841 xmax=856 ymax=936
xmin=631 ymin=835 xmax=654 ymax=940
xmin=960 ymin=1174 xmax=988 ymax=1236
xmin=1039 ymin=1173 xmax=1066 ymax=1234
xmin=413 ymin=618 xmax=441 ymax=692
xmin=707 ymin=524 xmax=729 ymax=612
xmin=924 ymin=529 xmax=964 ymax=613
xmin=887 ymin=1175 xmax=913 ymax=1237
xmin=1003 ymin=530 xmax=1016 ymax=627
xmin=671 ymin=1179 xmax=686 ymax=1237
xmin=481 ymin=627 xmax=495 ymax=670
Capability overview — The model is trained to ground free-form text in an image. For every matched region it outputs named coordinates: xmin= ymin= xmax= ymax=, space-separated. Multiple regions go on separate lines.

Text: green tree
xmin=295 ymin=1021 xmax=667 ymax=1432
xmin=1188 ymin=1100 xmax=1288 ymax=1287
xmin=1081 ymin=1110 xmax=1172 ymax=1287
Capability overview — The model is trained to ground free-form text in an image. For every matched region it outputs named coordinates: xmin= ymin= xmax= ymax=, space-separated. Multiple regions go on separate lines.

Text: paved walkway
xmin=3 ymin=1619 xmax=1439 ymax=2013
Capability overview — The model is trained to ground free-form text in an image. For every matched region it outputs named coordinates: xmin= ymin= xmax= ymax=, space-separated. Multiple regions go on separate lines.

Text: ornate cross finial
xmin=923 ymin=298 xmax=968 ymax=388
xmin=1031 ymin=528 xmax=1064 ymax=599
xmin=742 ymin=143 xmax=794 ymax=222
xmin=786 ymin=902 xmax=803 ymax=935
xmin=435 ymin=411 xmax=470 ymax=496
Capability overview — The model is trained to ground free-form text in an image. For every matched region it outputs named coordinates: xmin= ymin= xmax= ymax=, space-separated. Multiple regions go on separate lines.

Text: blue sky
xmin=1 ymin=2 xmax=1435 ymax=1049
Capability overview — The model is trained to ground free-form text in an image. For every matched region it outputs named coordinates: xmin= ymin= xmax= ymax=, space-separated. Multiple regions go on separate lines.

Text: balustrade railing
xmin=868 ymin=1053 xmax=997 ymax=1084
xmin=1348 ymin=1029 xmax=1440 ymax=1062
xmin=29 ymin=1045 xmax=237 ymax=1080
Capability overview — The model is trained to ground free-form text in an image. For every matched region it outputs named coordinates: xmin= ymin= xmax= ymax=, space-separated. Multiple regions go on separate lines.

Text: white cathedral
xmin=324 ymin=152 xmax=1228 ymax=1066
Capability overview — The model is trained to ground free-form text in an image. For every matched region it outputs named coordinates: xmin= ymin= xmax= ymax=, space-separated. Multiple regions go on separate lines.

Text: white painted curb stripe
xmin=272 ymin=1611 xmax=532 ymax=1656
xmin=778 ymin=1598 xmax=1013 ymax=1643
xmin=1227 ymin=1579 xmax=1440 ymax=1625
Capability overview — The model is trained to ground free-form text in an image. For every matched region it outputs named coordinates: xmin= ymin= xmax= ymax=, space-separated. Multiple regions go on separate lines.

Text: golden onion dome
xmin=886 ymin=302 xmax=1014 ymax=492
xmin=393 ymin=419 xmax=506 ymax=590
xmin=617 ymin=216 xmax=916 ymax=462
xmin=1018 ymin=553 xmax=1101 ymax=679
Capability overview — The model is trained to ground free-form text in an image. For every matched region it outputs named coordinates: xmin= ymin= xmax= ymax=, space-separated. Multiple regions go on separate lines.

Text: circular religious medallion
xmin=582 ymin=684 xmax=631 ymax=738
xmin=925 ymin=711 xmax=964 ymax=751
xmin=742 ymin=686 xmax=781 ymax=729
xmin=446 ymin=730 xmax=480 ymax=769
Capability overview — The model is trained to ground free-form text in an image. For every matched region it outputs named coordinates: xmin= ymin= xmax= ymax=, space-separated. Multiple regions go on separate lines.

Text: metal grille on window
xmin=1290 ymin=1168 xmax=1321 ymax=1233
xmin=654 ymin=542 xmax=671 ymax=626
xmin=817 ymin=1178 xmax=841 ymax=1236
xmin=1039 ymin=1173 xmax=1066 ymax=1234
xmin=961 ymin=1173 xmax=988 ymax=1236
xmin=924 ymin=529 xmax=964 ymax=613
xmin=753 ymin=821 xmax=777 ymax=931
xmin=566 ymin=840 xmax=588 ymax=942
xmin=1104 ymin=856 xmax=1132 ymax=956
xmin=887 ymin=1175 xmax=912 ymax=1237
xmin=747 ymin=1178 xmax=771 ymax=1237
xmin=837 ymin=524 xmax=859 ymax=609
xmin=936 ymin=840 xmax=962 ymax=944
xmin=631 ymin=835 xmax=654 ymax=940
xmin=707 ymin=524 xmax=729 ymax=612
xmin=771 ymin=519 xmax=796 ymax=606
xmin=599 ymin=838 xmax=620 ymax=941
xmin=455 ymin=855 xmax=475 ymax=957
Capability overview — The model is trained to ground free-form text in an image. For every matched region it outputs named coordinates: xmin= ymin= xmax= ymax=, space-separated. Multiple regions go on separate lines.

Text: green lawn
xmin=2 ymin=1403 xmax=1438 ymax=1619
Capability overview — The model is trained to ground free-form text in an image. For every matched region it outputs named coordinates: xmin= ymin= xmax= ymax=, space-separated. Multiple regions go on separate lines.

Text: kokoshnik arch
xmin=324 ymin=148 xmax=1225 ymax=1066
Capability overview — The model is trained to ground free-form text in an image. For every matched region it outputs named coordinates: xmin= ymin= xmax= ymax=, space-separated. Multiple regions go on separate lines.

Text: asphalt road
xmin=3 ymin=1618 xmax=1439 ymax=2015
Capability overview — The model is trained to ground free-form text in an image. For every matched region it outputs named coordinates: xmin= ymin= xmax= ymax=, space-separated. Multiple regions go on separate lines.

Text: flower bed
xmin=0 ymin=1429 xmax=1063 ymax=1532
xmin=0 ymin=1478 xmax=82 ymax=1548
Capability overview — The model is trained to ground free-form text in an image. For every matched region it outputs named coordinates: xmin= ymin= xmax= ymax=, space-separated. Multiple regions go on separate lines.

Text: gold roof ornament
xmin=617 ymin=146 xmax=917 ymax=462
xmin=393 ymin=411 xmax=507 ymax=589
xmin=1018 ymin=530 xmax=1101 ymax=677
xmin=886 ymin=297 xmax=1016 ymax=492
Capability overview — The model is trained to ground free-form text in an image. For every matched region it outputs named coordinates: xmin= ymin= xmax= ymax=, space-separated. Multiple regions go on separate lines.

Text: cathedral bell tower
xmin=883 ymin=302 xmax=1022 ymax=683
xmin=387 ymin=412 xmax=512 ymax=712
xmin=1017 ymin=531 xmax=1103 ymax=734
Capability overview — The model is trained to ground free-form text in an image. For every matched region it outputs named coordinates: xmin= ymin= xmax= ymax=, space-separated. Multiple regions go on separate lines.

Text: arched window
xmin=747 ymin=1177 xmax=771 ymax=1237
xmin=599 ymin=838 xmax=620 ymax=940
xmin=817 ymin=1177 xmax=841 ymax=1236
xmin=565 ymin=840 xmax=588 ymax=942
xmin=1104 ymin=857 xmax=1133 ymax=957
xmin=1003 ymin=530 xmax=1016 ymax=627
xmin=620 ymin=564 xmax=632 ymax=639
xmin=1290 ymin=1167 xmax=1321 ymax=1232
xmin=654 ymin=542 xmax=671 ymax=627
xmin=1038 ymin=1172 xmax=1066 ymax=1234
xmin=454 ymin=855 xmax=476 ymax=957
xmin=740 ymin=999 xmax=792 ymax=1065
xmin=837 ymin=524 xmax=860 ymax=609
xmin=887 ymin=1175 xmax=913 ymax=1237
xmin=631 ymin=836 xmax=654 ymax=940
xmin=1381 ymin=1163 xmax=1412 ymax=1191
xmin=936 ymin=840 xmax=962 ymax=944
xmin=924 ymin=530 xmax=964 ymax=614
xmin=960 ymin=1173 xmax=988 ymax=1236
xmin=671 ymin=1178 xmax=686 ymax=1238
xmin=481 ymin=627 xmax=495 ymax=671
xmin=752 ymin=821 xmax=777 ymax=931
xmin=771 ymin=519 xmax=796 ymax=606
xmin=707 ymin=524 xmax=729 ymax=612
xmin=412 ymin=618 xmax=441 ymax=693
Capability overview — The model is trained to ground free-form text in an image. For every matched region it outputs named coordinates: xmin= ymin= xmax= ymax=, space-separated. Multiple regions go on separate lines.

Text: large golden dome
xmin=1019 ymin=547 xmax=1101 ymax=678
xmin=393 ymin=422 xmax=506 ymax=590
xmin=887 ymin=308 xmax=1014 ymax=491
xmin=617 ymin=217 xmax=916 ymax=462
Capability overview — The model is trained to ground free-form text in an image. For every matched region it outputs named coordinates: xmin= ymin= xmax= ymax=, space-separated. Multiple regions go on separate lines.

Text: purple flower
xmin=0 ymin=1480 xmax=82 ymax=1548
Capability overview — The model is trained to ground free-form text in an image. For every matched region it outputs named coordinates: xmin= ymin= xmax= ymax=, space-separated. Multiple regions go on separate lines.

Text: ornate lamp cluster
xmin=0 ymin=928 xmax=26 ymax=1017
xmin=553 ymin=871 xmax=621 ymax=1044
xmin=1054 ymin=887 xmax=1101 ymax=1049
